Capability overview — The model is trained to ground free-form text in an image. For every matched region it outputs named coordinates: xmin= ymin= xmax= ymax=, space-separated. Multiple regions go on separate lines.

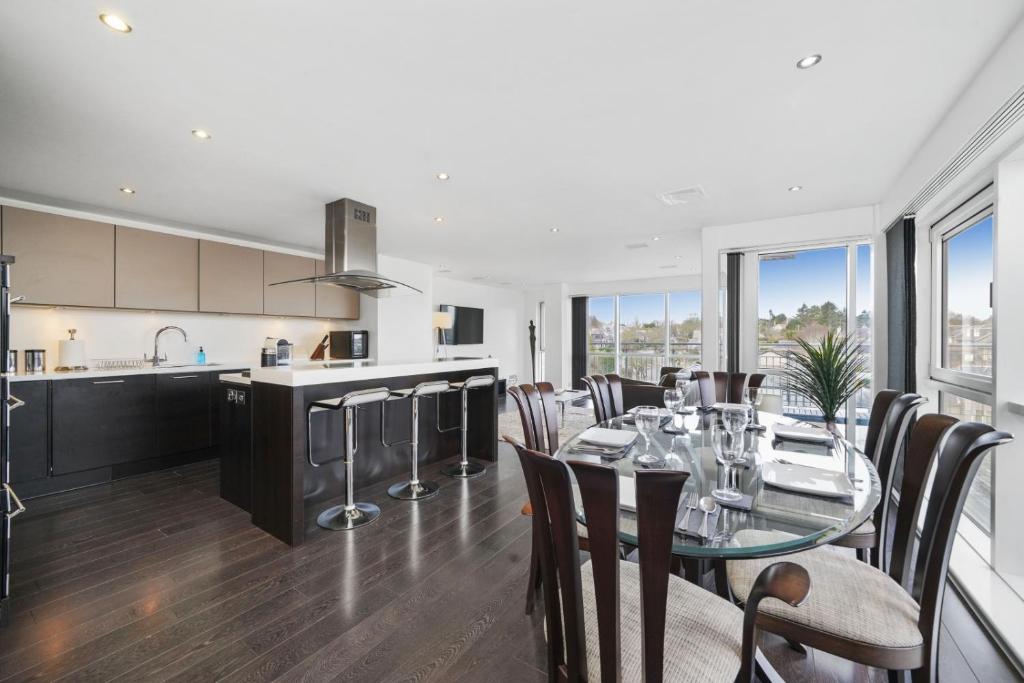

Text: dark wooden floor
xmin=1 ymin=445 xmax=1018 ymax=681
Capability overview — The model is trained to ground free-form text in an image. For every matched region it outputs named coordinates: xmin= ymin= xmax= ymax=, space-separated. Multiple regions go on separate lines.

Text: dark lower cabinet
xmin=219 ymin=383 xmax=252 ymax=511
xmin=9 ymin=381 xmax=48 ymax=483
xmin=52 ymin=375 xmax=157 ymax=475
xmin=156 ymin=372 xmax=211 ymax=455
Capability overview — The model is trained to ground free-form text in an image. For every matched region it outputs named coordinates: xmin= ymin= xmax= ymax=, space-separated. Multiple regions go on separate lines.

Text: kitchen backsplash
xmin=11 ymin=306 xmax=367 ymax=367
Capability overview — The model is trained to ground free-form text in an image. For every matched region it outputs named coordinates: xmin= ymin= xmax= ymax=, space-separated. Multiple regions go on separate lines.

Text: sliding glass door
xmin=753 ymin=241 xmax=873 ymax=446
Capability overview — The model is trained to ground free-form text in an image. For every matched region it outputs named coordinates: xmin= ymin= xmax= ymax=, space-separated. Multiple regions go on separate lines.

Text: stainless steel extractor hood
xmin=268 ymin=198 xmax=422 ymax=297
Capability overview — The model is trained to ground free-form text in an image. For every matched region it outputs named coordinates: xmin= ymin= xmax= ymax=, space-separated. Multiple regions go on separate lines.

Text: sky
xmin=757 ymin=245 xmax=872 ymax=319
xmin=946 ymin=215 xmax=993 ymax=319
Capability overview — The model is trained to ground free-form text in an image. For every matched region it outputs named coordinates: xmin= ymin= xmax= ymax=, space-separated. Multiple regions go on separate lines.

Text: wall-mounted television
xmin=439 ymin=305 xmax=484 ymax=345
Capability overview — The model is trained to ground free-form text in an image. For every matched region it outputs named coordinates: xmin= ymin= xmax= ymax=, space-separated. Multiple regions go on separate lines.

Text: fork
xmin=678 ymin=492 xmax=697 ymax=531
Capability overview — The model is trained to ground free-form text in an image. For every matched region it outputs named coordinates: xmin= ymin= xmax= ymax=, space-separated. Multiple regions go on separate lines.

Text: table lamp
xmin=432 ymin=310 xmax=454 ymax=360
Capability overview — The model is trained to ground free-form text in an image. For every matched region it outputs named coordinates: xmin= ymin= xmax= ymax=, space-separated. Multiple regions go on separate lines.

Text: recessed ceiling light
xmin=652 ymin=236 xmax=661 ymax=241
xmin=191 ymin=129 xmax=212 ymax=140
xmin=550 ymin=227 xmax=559 ymax=233
xmin=674 ymin=255 xmax=682 ymax=260
xmin=796 ymin=54 xmax=821 ymax=69
xmin=788 ymin=185 xmax=803 ymax=192
xmin=119 ymin=186 xmax=136 ymax=195
xmin=99 ymin=13 xmax=132 ymax=33
xmin=434 ymin=216 xmax=445 ymax=223
xmin=435 ymin=172 xmax=450 ymax=181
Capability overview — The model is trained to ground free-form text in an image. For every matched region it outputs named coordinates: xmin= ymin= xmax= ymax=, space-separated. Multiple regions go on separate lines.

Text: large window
xmin=755 ymin=242 xmax=873 ymax=446
xmin=586 ymin=291 xmax=701 ymax=382
xmin=931 ymin=186 xmax=996 ymax=544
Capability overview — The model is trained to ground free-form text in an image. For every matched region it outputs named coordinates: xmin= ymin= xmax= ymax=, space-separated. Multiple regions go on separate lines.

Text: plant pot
xmin=824 ymin=421 xmax=842 ymax=436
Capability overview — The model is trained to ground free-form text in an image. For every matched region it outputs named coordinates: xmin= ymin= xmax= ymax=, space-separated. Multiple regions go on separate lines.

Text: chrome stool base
xmin=387 ymin=480 xmax=440 ymax=500
xmin=316 ymin=502 xmax=381 ymax=530
xmin=441 ymin=460 xmax=486 ymax=478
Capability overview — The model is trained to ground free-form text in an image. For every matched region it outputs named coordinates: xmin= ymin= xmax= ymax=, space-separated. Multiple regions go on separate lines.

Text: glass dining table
xmin=554 ymin=409 xmax=881 ymax=561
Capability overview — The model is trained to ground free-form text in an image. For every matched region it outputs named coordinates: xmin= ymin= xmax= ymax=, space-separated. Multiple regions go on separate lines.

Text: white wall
xmin=10 ymin=305 xmax=365 ymax=367
xmin=433 ymin=277 xmax=528 ymax=382
xmin=374 ymin=254 xmax=434 ymax=363
xmin=699 ymin=205 xmax=878 ymax=372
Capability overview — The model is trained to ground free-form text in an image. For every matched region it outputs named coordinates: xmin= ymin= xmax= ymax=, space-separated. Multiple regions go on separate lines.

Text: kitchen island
xmin=237 ymin=358 xmax=499 ymax=545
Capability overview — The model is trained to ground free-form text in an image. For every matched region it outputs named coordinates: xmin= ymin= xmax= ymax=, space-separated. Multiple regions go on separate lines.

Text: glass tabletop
xmin=555 ymin=409 xmax=881 ymax=559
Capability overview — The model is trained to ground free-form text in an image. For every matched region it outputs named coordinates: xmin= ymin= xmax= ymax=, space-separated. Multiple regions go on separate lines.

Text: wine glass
xmin=663 ymin=388 xmax=682 ymax=413
xmin=633 ymin=405 xmax=661 ymax=464
xmin=721 ymin=405 xmax=750 ymax=435
xmin=710 ymin=425 xmax=744 ymax=501
xmin=675 ymin=378 xmax=692 ymax=412
xmin=743 ymin=386 xmax=763 ymax=426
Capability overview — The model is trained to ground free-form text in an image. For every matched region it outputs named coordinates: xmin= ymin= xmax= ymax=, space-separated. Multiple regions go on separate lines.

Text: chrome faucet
xmin=147 ymin=326 xmax=188 ymax=367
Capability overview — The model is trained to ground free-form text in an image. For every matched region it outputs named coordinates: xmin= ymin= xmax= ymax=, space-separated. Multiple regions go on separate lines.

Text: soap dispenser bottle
xmin=196 ymin=346 xmax=206 ymax=365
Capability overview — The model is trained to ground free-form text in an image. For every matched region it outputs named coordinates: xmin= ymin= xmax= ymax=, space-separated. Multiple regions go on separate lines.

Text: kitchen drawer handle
xmin=3 ymin=483 xmax=26 ymax=519
xmin=7 ymin=394 xmax=25 ymax=411
xmin=170 ymin=375 xmax=199 ymax=380
xmin=92 ymin=379 xmax=125 ymax=385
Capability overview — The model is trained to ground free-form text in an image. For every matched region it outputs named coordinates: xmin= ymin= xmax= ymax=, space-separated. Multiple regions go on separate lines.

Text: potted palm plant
xmin=783 ymin=330 xmax=868 ymax=434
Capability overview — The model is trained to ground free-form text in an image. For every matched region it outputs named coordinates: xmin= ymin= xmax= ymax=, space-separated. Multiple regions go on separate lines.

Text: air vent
xmin=658 ymin=185 xmax=707 ymax=206
xmin=887 ymin=81 xmax=1024 ymax=228
xmin=625 ymin=243 xmax=649 ymax=250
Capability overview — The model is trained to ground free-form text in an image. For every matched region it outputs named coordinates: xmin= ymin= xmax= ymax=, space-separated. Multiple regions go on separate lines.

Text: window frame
xmin=584 ymin=289 xmax=702 ymax=382
xmin=929 ymin=185 xmax=996 ymax=395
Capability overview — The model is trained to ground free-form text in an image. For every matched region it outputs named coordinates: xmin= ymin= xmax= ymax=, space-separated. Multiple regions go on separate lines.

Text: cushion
xmin=580 ymin=559 xmax=743 ymax=682
xmin=727 ymin=530 xmax=922 ymax=650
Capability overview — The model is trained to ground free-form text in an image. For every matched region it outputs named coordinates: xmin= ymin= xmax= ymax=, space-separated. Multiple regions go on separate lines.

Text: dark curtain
xmin=726 ymin=252 xmax=742 ymax=373
xmin=886 ymin=216 xmax=917 ymax=393
xmin=570 ymin=296 xmax=588 ymax=390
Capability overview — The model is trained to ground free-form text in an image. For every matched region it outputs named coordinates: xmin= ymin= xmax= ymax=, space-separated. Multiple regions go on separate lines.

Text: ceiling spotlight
xmin=796 ymin=54 xmax=822 ymax=69
xmin=550 ymin=227 xmax=559 ymax=233
xmin=434 ymin=216 xmax=444 ymax=223
xmin=119 ymin=186 xmax=136 ymax=195
xmin=674 ymin=255 xmax=682 ymax=260
xmin=788 ymin=185 xmax=803 ymax=192
xmin=435 ymin=172 xmax=450 ymax=181
xmin=191 ymin=129 xmax=212 ymax=140
xmin=652 ymin=236 xmax=661 ymax=241
xmin=99 ymin=13 xmax=132 ymax=33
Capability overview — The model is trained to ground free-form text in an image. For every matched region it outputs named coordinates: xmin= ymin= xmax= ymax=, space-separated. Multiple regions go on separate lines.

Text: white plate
xmin=618 ymin=476 xmax=637 ymax=511
xmin=772 ymin=424 xmax=834 ymax=444
xmin=578 ymin=427 xmax=638 ymax=449
xmin=761 ymin=462 xmax=855 ymax=498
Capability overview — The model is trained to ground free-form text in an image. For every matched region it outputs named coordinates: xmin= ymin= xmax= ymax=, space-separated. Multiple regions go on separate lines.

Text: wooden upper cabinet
xmin=115 ymin=227 xmax=198 ymax=311
xmin=263 ymin=251 xmax=315 ymax=317
xmin=1 ymin=206 xmax=115 ymax=307
xmin=315 ymin=259 xmax=360 ymax=319
xmin=198 ymin=240 xmax=263 ymax=314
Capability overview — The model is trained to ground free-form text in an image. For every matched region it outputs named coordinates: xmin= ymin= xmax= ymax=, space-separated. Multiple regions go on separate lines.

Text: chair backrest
xmin=713 ymin=372 xmax=729 ymax=403
xmin=692 ymin=371 xmax=717 ymax=409
xmin=581 ymin=375 xmax=604 ymax=423
xmin=727 ymin=372 xmax=747 ymax=403
xmin=507 ymin=382 xmax=560 ymax=456
xmin=867 ymin=391 xmax=926 ymax=570
xmin=886 ymin=415 xmax=1012 ymax=676
xmin=603 ymin=374 xmax=625 ymax=418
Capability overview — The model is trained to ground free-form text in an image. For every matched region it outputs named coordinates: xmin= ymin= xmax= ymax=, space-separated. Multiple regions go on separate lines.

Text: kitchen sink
xmin=155 ymin=362 xmax=223 ymax=369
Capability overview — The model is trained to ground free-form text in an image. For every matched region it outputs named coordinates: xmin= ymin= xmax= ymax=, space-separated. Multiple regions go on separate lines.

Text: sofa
xmin=617 ymin=365 xmax=700 ymax=411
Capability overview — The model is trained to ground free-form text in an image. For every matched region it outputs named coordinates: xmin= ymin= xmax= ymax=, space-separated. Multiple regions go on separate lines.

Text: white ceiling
xmin=1 ymin=1 xmax=1021 ymax=286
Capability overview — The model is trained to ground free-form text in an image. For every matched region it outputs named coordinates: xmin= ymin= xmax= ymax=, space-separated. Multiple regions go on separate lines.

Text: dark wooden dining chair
xmin=834 ymin=390 xmax=926 ymax=566
xmin=507 ymin=384 xmax=589 ymax=615
xmin=725 ymin=414 xmax=1012 ymax=682
xmin=509 ymin=437 xmax=811 ymax=682
xmin=693 ymin=370 xmax=727 ymax=409
xmin=582 ymin=374 xmax=625 ymax=423
xmin=726 ymin=372 xmax=767 ymax=403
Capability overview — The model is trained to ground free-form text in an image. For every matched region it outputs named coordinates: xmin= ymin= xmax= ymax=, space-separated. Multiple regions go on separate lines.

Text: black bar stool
xmin=441 ymin=375 xmax=495 ymax=478
xmin=383 ymin=380 xmax=450 ymax=500
xmin=306 ymin=386 xmax=392 ymax=530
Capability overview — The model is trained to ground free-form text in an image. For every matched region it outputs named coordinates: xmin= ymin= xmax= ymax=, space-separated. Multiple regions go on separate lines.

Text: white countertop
xmin=8 ymin=362 xmax=251 ymax=382
xmin=248 ymin=358 xmax=500 ymax=387
xmin=219 ymin=373 xmax=251 ymax=386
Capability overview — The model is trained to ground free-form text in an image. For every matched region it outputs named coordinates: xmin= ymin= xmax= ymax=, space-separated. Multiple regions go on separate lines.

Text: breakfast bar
xmin=241 ymin=358 xmax=499 ymax=545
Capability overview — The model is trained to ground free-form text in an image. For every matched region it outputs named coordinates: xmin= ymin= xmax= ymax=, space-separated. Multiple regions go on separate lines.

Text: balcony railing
xmin=586 ymin=342 xmax=701 ymax=384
